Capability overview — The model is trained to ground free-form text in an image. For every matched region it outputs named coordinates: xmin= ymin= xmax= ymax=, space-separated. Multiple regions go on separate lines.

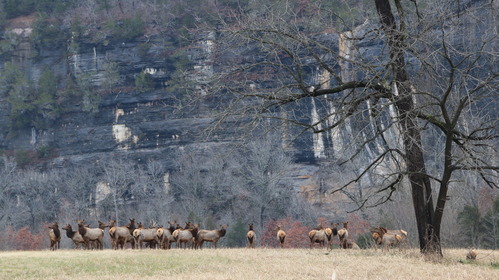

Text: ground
xmin=0 ymin=248 xmax=497 ymax=279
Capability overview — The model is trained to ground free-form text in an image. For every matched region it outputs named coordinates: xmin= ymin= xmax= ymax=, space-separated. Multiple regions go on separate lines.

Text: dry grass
xmin=0 ymin=248 xmax=497 ymax=280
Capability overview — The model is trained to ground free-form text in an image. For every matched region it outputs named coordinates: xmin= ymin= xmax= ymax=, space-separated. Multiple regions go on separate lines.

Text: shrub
xmin=101 ymin=61 xmax=122 ymax=91
xmin=14 ymin=226 xmax=44 ymax=250
xmin=36 ymin=145 xmax=51 ymax=159
xmin=345 ymin=212 xmax=370 ymax=241
xmin=137 ymin=43 xmax=151 ymax=59
xmin=260 ymin=217 xmax=308 ymax=248
xmin=356 ymin=232 xmax=375 ymax=249
xmin=0 ymin=225 xmax=45 ymax=250
xmin=15 ymin=149 xmax=34 ymax=168
xmin=2 ymin=0 xmax=35 ymax=19
xmin=135 ymin=71 xmax=154 ymax=92
xmin=30 ymin=16 xmax=67 ymax=50
xmin=105 ymin=15 xmax=145 ymax=42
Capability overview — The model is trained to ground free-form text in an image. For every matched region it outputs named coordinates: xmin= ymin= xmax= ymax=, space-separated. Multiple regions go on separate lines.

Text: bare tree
xmin=58 ymin=164 xmax=100 ymax=221
xmin=0 ymin=157 xmax=19 ymax=228
xmin=170 ymin=145 xmax=241 ymax=222
xmin=236 ymin=134 xmax=294 ymax=227
xmin=169 ymin=134 xmax=295 ymax=229
xmin=98 ymin=156 xmax=137 ymax=224
xmin=210 ymin=0 xmax=498 ymax=256
xmin=131 ymin=160 xmax=173 ymax=223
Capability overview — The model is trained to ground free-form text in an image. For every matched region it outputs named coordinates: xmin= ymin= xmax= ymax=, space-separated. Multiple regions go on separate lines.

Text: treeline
xmin=1 ymin=136 xmax=497 ymax=250
xmin=0 ymin=0 xmax=374 ymax=57
xmin=0 ymin=135 xmax=319 ymax=249
xmin=0 ymin=0 xmax=372 ymax=28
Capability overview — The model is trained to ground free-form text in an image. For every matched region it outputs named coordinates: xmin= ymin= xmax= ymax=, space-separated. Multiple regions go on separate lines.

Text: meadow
xmin=0 ymin=248 xmax=497 ymax=280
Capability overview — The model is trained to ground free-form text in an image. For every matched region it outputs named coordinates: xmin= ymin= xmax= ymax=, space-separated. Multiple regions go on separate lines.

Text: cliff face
xmin=0 ymin=22 xmax=254 ymax=167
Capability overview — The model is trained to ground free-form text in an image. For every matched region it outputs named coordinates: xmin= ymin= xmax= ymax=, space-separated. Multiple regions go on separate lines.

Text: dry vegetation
xmin=0 ymin=248 xmax=497 ymax=280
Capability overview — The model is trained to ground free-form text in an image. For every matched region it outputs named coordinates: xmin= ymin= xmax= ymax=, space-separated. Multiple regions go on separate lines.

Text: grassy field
xmin=0 ymin=248 xmax=497 ymax=280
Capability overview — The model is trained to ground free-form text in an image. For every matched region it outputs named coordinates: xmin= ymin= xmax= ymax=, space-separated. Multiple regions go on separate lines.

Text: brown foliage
xmin=346 ymin=213 xmax=370 ymax=240
xmin=0 ymin=225 xmax=46 ymax=250
xmin=260 ymin=217 xmax=308 ymax=248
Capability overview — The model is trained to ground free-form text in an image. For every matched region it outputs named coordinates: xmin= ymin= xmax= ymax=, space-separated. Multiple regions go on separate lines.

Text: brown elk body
xmin=62 ymin=224 xmax=86 ymax=249
xmin=77 ymin=220 xmax=106 ymax=250
xmin=109 ymin=219 xmax=136 ymax=249
xmin=337 ymin=222 xmax=349 ymax=249
xmin=161 ymin=221 xmax=177 ymax=249
xmin=309 ymin=225 xmax=327 ymax=248
xmin=324 ymin=227 xmax=333 ymax=246
xmin=156 ymin=226 xmax=164 ymax=248
xmin=276 ymin=225 xmax=286 ymax=248
xmin=247 ymin=224 xmax=256 ymax=248
xmin=327 ymin=223 xmax=339 ymax=249
xmin=48 ymin=222 xmax=61 ymax=250
xmin=370 ymin=227 xmax=407 ymax=251
xmin=346 ymin=241 xmax=361 ymax=249
xmin=467 ymin=249 xmax=477 ymax=260
xmin=174 ymin=224 xmax=199 ymax=249
xmin=196 ymin=224 xmax=228 ymax=249
xmin=107 ymin=220 xmax=118 ymax=249
xmin=133 ymin=223 xmax=160 ymax=249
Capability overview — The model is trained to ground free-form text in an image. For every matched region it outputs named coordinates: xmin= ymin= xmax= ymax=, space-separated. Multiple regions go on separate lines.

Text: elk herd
xmin=49 ymin=219 xmax=229 ymax=250
xmin=48 ymin=220 xmax=408 ymax=251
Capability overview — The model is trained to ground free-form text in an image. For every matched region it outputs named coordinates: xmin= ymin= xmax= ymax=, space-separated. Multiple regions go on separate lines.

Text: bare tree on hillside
xmin=3 ymin=168 xmax=62 ymax=229
xmin=170 ymin=136 xmax=294 ymax=228
xmin=209 ymin=0 xmax=498 ymax=256
xmin=59 ymin=164 xmax=100 ymax=221
xmin=99 ymin=156 xmax=137 ymax=224
xmin=0 ymin=157 xmax=18 ymax=228
xmin=236 ymin=134 xmax=294 ymax=228
xmin=131 ymin=160 xmax=173 ymax=223
xmin=170 ymin=146 xmax=240 ymax=222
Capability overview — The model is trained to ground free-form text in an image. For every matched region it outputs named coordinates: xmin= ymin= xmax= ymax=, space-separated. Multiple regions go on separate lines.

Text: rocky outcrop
xmin=0 ymin=19 xmax=250 ymax=167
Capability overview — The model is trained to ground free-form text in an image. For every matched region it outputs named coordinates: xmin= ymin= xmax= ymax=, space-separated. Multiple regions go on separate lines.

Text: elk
xmin=276 ymin=225 xmax=286 ymax=248
xmin=48 ymin=222 xmax=61 ymax=250
xmin=370 ymin=227 xmax=407 ymax=251
xmin=161 ymin=221 xmax=177 ymax=249
xmin=108 ymin=220 xmax=118 ymax=249
xmin=174 ymin=223 xmax=199 ymax=249
xmin=247 ymin=224 xmax=256 ymax=248
xmin=109 ymin=219 xmax=136 ymax=249
xmin=466 ymin=249 xmax=478 ymax=260
xmin=196 ymin=224 xmax=228 ymax=249
xmin=61 ymin=224 xmax=86 ymax=249
xmin=156 ymin=226 xmax=164 ymax=248
xmin=346 ymin=241 xmax=360 ymax=249
xmin=132 ymin=222 xmax=144 ymax=248
xmin=77 ymin=219 xmax=106 ymax=250
xmin=133 ymin=222 xmax=160 ymax=249
xmin=309 ymin=224 xmax=327 ymax=248
xmin=337 ymin=222 xmax=349 ymax=249
xmin=327 ymin=223 xmax=339 ymax=249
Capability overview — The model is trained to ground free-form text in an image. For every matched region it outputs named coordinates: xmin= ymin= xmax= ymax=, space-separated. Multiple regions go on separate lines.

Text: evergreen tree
xmin=34 ymin=68 xmax=59 ymax=125
xmin=225 ymin=219 xmax=245 ymax=247
xmin=458 ymin=205 xmax=482 ymax=247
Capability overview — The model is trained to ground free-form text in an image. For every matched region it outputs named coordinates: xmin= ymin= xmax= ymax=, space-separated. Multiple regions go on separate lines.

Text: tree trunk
xmin=374 ymin=0 xmax=441 ymax=255
xmin=113 ymin=189 xmax=119 ymax=225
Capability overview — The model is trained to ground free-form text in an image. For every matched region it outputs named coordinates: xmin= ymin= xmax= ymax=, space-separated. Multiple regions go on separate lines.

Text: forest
xmin=0 ymin=0 xmax=497 ymax=252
